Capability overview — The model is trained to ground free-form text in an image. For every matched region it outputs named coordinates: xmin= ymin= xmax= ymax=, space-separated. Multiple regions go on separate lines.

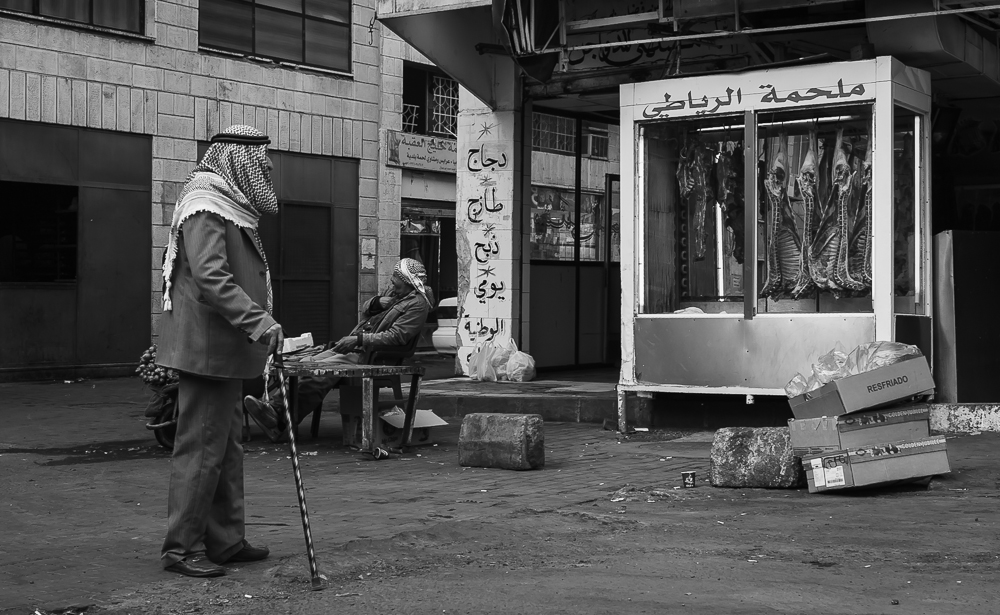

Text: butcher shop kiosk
xmin=617 ymin=57 xmax=932 ymax=424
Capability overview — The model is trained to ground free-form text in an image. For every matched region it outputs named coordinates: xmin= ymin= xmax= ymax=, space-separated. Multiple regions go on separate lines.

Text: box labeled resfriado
xmin=788 ymin=356 xmax=934 ymax=420
xmin=802 ymin=436 xmax=950 ymax=493
xmin=788 ymin=404 xmax=930 ymax=457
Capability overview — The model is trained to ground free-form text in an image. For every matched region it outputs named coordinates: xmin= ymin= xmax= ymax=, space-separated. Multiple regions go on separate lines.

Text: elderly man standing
xmin=243 ymin=258 xmax=434 ymax=442
xmin=156 ymin=125 xmax=283 ymax=578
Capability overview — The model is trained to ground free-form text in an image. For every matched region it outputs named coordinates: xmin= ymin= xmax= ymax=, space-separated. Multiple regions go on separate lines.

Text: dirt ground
xmin=96 ymin=485 xmax=1000 ymax=615
xmin=2 ymin=378 xmax=999 ymax=615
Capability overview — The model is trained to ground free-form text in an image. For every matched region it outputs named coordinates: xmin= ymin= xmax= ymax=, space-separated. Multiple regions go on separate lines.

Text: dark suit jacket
xmin=157 ymin=210 xmax=277 ymax=380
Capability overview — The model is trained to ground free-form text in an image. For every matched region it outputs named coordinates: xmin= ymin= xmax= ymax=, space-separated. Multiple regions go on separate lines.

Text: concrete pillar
xmin=455 ymin=69 xmax=523 ymax=375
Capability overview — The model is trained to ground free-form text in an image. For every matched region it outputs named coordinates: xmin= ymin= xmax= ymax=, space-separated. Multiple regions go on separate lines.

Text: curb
xmin=929 ymin=403 xmax=1000 ymax=434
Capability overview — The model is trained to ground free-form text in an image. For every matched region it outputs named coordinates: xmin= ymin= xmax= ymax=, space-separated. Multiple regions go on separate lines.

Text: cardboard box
xmin=342 ymin=408 xmax=448 ymax=449
xmin=802 ymin=436 xmax=951 ymax=493
xmin=788 ymin=357 xmax=935 ymax=420
xmin=788 ymin=404 xmax=930 ymax=457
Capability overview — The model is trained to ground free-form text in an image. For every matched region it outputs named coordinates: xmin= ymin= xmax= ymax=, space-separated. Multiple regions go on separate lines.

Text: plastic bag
xmin=468 ymin=342 xmax=498 ymax=381
xmin=784 ymin=373 xmax=809 ymax=398
xmin=505 ymin=341 xmax=536 ymax=382
xmin=812 ymin=342 xmax=849 ymax=385
xmin=784 ymin=341 xmax=925 ymax=398
xmin=859 ymin=341 xmax=922 ymax=372
xmin=490 ymin=339 xmax=517 ymax=381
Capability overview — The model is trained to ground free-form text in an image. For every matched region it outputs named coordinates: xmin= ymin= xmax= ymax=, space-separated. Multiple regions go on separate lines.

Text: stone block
xmin=710 ymin=427 xmax=805 ymax=489
xmin=459 ymin=413 xmax=544 ymax=470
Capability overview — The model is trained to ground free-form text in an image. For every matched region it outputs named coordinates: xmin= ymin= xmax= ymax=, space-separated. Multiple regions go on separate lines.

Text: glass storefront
xmin=641 ymin=104 xmax=881 ymax=315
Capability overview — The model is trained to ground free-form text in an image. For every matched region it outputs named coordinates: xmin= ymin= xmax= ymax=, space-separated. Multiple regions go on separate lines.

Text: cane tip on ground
xmin=311 ymin=576 xmax=329 ymax=591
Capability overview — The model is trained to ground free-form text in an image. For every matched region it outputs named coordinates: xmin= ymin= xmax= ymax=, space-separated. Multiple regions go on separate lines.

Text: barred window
xmin=401 ymin=104 xmax=420 ymax=134
xmin=402 ymin=65 xmax=459 ymax=138
xmin=0 ymin=0 xmax=144 ymax=33
xmin=199 ymin=0 xmax=352 ymax=73
xmin=430 ymin=75 xmax=459 ymax=138
xmin=532 ymin=113 xmax=577 ymax=154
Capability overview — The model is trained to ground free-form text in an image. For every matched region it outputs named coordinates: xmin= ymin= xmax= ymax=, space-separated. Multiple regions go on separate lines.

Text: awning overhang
xmin=378 ymin=0 xmax=518 ymax=110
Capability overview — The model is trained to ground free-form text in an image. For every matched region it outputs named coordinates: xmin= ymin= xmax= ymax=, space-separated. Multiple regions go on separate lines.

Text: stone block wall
xmin=0 ymin=0 xmax=389 ymax=336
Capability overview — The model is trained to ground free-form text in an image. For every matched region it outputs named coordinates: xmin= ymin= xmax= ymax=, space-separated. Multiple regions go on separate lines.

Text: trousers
xmin=161 ymin=372 xmax=246 ymax=567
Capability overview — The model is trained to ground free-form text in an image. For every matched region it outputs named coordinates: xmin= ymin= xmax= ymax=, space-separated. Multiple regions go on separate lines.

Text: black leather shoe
xmin=227 ymin=541 xmax=269 ymax=563
xmin=165 ymin=555 xmax=225 ymax=578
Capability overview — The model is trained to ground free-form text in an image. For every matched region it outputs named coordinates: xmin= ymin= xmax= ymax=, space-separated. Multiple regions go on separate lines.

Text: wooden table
xmin=277 ymin=361 xmax=426 ymax=454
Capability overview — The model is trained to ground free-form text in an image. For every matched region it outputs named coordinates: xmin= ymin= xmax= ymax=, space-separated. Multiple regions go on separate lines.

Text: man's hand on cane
xmin=260 ymin=323 xmax=285 ymax=358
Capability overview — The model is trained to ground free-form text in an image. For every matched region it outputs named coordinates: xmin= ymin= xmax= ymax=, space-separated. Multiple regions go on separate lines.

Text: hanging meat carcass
xmin=761 ymin=133 xmax=802 ymax=298
xmin=715 ymin=145 xmax=745 ymax=264
xmin=831 ymin=136 xmax=865 ymax=293
xmin=761 ymin=134 xmax=801 ymax=299
xmin=809 ymin=129 xmax=863 ymax=297
xmin=791 ymin=132 xmax=819 ymax=298
xmin=808 ymin=132 xmax=843 ymax=294
xmin=848 ymin=138 xmax=873 ymax=291
xmin=676 ymin=140 xmax=714 ymax=262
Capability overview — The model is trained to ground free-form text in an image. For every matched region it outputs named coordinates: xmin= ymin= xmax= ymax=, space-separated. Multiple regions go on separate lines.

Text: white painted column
xmin=455 ymin=86 xmax=522 ymax=374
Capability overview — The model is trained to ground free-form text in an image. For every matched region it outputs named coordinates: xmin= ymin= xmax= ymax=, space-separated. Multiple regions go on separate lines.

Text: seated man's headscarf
xmin=161 ymin=125 xmax=277 ymax=312
xmin=393 ymin=258 xmax=429 ymax=306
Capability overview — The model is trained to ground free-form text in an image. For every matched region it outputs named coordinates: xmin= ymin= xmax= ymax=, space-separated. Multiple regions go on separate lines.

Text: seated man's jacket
xmin=350 ymin=288 xmax=435 ymax=359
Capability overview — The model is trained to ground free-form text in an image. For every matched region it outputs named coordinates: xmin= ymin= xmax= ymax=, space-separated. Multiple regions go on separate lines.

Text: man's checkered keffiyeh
xmin=161 ymin=125 xmax=277 ymax=313
xmin=393 ymin=258 xmax=430 ymax=306
xmin=179 ymin=124 xmax=278 ymax=216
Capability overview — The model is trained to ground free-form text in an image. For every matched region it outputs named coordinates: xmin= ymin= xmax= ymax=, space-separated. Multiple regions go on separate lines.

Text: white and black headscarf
xmin=393 ymin=258 xmax=430 ymax=306
xmin=162 ymin=125 xmax=277 ymax=312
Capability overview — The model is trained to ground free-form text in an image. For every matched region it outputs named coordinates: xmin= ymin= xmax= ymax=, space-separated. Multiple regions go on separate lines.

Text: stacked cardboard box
xmin=786 ymin=356 xmax=950 ymax=493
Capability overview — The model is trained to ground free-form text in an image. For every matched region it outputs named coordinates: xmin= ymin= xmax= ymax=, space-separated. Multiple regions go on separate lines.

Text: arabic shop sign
xmin=561 ymin=0 xmax=672 ymax=73
xmin=386 ymin=130 xmax=458 ymax=174
xmin=640 ymin=79 xmax=869 ymax=120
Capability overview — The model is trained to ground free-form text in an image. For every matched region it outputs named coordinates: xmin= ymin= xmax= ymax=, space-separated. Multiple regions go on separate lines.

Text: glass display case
xmin=618 ymin=57 xmax=931 ymax=398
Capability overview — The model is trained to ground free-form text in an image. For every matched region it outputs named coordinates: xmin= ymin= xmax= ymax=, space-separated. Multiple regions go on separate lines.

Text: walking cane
xmin=269 ymin=354 xmax=328 ymax=591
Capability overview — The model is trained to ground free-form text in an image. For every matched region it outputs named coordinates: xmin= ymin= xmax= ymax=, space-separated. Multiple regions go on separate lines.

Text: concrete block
xmin=0 ymin=69 xmax=9 ymax=118
xmin=929 ymin=403 xmax=1000 ymax=433
xmin=72 ymin=80 xmax=87 ymax=126
xmin=710 ymin=427 xmax=805 ymax=489
xmin=25 ymin=73 xmax=40 ymax=122
xmin=459 ymin=413 xmax=544 ymax=470
xmin=56 ymin=77 xmax=71 ymax=124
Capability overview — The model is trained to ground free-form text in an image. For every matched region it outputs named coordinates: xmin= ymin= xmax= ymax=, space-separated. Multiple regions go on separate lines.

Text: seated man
xmin=244 ymin=258 xmax=434 ymax=441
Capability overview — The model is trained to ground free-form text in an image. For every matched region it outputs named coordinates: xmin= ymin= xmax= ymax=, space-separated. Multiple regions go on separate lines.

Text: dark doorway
xmin=0 ymin=119 xmax=151 ymax=378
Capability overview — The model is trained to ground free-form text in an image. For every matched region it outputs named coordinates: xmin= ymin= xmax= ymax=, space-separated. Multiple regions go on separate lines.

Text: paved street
xmin=2 ymin=377 xmax=998 ymax=614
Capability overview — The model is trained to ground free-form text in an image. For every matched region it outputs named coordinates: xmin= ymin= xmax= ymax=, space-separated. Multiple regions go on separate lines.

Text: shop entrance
xmin=529 ymin=170 xmax=620 ymax=369
xmin=401 ymin=199 xmax=458 ymax=348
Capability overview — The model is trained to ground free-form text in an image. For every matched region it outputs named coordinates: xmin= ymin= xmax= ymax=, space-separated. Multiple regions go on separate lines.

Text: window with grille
xmin=532 ymin=113 xmax=577 ymax=154
xmin=402 ymin=64 xmax=459 ymax=138
xmin=199 ymin=0 xmax=352 ymax=73
xmin=0 ymin=181 xmax=78 ymax=283
xmin=0 ymin=0 xmax=144 ymax=33
xmin=401 ymin=104 xmax=420 ymax=134
xmin=430 ymin=75 xmax=458 ymax=137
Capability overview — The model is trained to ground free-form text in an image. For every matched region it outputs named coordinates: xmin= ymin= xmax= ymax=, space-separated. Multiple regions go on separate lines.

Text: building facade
xmin=0 ymin=0 xmax=397 ymax=380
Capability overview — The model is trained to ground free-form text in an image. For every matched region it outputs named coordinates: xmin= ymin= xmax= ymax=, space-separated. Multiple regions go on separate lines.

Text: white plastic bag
xmin=468 ymin=342 xmax=498 ymax=381
xmin=505 ymin=340 xmax=536 ymax=382
xmin=490 ymin=339 xmax=517 ymax=380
